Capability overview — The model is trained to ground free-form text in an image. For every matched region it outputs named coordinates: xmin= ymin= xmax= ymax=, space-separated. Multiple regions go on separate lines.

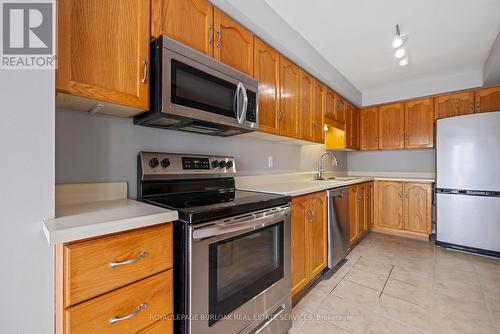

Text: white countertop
xmin=43 ymin=183 xmax=178 ymax=245
xmin=237 ymin=172 xmax=434 ymax=197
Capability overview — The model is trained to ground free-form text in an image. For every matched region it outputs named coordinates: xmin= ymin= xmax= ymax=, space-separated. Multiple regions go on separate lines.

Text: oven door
xmin=161 ymin=39 xmax=258 ymax=131
xmin=189 ymin=206 xmax=291 ymax=334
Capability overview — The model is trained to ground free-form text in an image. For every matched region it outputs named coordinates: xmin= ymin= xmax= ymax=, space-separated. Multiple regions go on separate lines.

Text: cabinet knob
xmin=141 ymin=59 xmax=147 ymax=84
xmin=208 ymin=24 xmax=213 ymax=44
xmin=216 ymin=28 xmax=222 ymax=48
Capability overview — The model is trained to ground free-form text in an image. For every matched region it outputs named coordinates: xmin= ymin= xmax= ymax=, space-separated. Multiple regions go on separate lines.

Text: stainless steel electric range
xmin=137 ymin=152 xmax=292 ymax=334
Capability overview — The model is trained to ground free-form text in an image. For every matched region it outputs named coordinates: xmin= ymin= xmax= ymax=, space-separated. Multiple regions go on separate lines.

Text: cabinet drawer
xmin=64 ymin=224 xmax=172 ymax=306
xmin=65 ymin=270 xmax=173 ymax=334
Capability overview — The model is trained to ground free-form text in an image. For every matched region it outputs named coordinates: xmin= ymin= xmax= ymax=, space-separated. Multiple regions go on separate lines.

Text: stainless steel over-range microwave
xmin=134 ymin=35 xmax=259 ymax=136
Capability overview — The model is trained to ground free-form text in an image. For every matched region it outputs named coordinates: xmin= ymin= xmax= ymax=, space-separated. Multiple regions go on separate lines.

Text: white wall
xmin=484 ymin=31 xmax=500 ymax=86
xmin=56 ymin=109 xmax=347 ymax=198
xmin=209 ymin=0 xmax=362 ymax=106
xmin=0 ymin=71 xmax=55 ymax=332
xmin=362 ymin=69 xmax=483 ymax=106
xmin=347 ymin=149 xmax=435 ymax=173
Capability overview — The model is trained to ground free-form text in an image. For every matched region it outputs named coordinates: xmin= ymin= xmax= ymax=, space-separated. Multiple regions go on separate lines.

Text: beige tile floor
xmin=291 ymin=232 xmax=500 ymax=334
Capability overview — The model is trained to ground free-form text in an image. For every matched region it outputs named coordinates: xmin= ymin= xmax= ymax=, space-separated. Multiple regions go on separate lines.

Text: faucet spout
xmin=315 ymin=152 xmax=339 ymax=180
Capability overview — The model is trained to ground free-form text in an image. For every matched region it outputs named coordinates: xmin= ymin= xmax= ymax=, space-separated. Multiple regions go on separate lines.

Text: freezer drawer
xmin=437 ymin=193 xmax=500 ymax=252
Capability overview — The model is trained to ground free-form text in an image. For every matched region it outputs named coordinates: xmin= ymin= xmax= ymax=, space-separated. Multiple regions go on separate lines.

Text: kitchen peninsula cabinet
xmin=291 ymin=191 xmax=327 ymax=297
xmin=57 ymin=0 xmax=151 ymax=113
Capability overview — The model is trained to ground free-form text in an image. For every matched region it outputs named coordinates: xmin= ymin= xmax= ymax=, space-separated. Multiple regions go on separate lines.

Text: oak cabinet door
xmin=312 ymin=81 xmax=325 ymax=143
xmin=307 ymin=192 xmax=327 ymax=279
xmin=151 ymin=0 xmax=213 ymax=56
xmin=404 ymin=183 xmax=432 ymax=234
xmin=291 ymin=196 xmax=308 ymax=296
xmin=475 ymin=87 xmax=500 ymax=113
xmin=366 ymin=182 xmax=374 ymax=228
xmin=357 ymin=184 xmax=366 ymax=236
xmin=346 ymin=105 xmax=360 ymax=150
xmin=279 ymin=56 xmax=300 ymax=138
xmin=379 ymin=103 xmax=405 ymax=150
xmin=360 ymin=107 xmax=379 ymax=150
xmin=434 ymin=92 xmax=474 ymax=119
xmin=254 ymin=38 xmax=279 ymax=134
xmin=57 ymin=0 xmax=150 ymax=110
xmin=377 ymin=182 xmax=403 ymax=230
xmin=334 ymin=96 xmax=346 ymax=123
xmin=325 ymin=89 xmax=336 ymax=120
xmin=348 ymin=186 xmax=359 ymax=245
xmin=213 ymin=8 xmax=254 ymax=76
xmin=404 ymin=98 xmax=434 ymax=148
xmin=299 ymin=70 xmax=314 ymax=141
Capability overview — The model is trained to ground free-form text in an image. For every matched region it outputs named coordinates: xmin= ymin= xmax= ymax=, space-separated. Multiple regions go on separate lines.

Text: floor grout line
xmin=378 ymin=264 xmax=394 ymax=299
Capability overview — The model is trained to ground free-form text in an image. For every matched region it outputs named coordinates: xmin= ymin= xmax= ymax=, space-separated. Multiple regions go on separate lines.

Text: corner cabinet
xmin=374 ymin=181 xmax=432 ymax=237
xmin=254 ymin=38 xmax=280 ymax=134
xmin=291 ymin=191 xmax=327 ymax=297
xmin=57 ymin=0 xmax=151 ymax=114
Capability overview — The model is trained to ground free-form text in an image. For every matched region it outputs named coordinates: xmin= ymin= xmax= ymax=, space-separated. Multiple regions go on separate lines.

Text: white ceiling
xmin=264 ymin=0 xmax=500 ymax=94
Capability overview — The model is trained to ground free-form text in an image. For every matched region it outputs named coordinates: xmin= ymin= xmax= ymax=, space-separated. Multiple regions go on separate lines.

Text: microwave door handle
xmin=235 ymin=82 xmax=243 ymax=123
xmin=239 ymin=84 xmax=248 ymax=124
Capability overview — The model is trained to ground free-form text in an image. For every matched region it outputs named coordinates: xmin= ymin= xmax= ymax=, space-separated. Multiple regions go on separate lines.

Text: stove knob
xmin=211 ymin=160 xmax=219 ymax=169
xmin=219 ymin=161 xmax=227 ymax=169
xmin=149 ymin=158 xmax=159 ymax=168
xmin=160 ymin=158 xmax=170 ymax=168
xmin=226 ymin=160 xmax=233 ymax=169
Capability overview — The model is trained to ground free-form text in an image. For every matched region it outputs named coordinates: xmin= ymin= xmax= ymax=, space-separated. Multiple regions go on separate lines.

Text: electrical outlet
xmin=268 ymin=156 xmax=274 ymax=168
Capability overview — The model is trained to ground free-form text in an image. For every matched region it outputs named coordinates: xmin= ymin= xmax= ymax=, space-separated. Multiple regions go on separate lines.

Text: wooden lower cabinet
xmin=374 ymin=181 xmax=432 ymax=237
xmin=349 ymin=182 xmax=374 ymax=245
xmin=56 ymin=224 xmax=173 ymax=334
xmin=291 ymin=191 xmax=327 ymax=297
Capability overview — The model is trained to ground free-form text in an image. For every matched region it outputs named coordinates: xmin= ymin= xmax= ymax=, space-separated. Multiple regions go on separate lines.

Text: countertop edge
xmin=43 ymin=210 xmax=178 ymax=246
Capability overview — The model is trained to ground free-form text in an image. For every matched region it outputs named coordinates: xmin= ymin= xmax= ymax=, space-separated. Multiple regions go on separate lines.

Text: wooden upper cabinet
xmin=359 ymin=107 xmax=379 ymax=150
xmin=279 ymin=56 xmax=300 ymax=138
xmin=325 ymin=89 xmax=336 ymax=120
xmin=404 ymin=98 xmax=434 ymax=148
xmin=57 ymin=0 xmax=150 ymax=110
xmin=291 ymin=196 xmax=308 ymax=296
xmin=434 ymin=91 xmax=474 ymax=119
xmin=379 ymin=103 xmax=405 ymax=150
xmin=307 ymin=192 xmax=327 ymax=278
xmin=475 ymin=87 xmax=500 ymax=113
xmin=334 ymin=96 xmax=347 ymax=123
xmin=312 ymin=81 xmax=325 ymax=143
xmin=404 ymin=183 xmax=432 ymax=234
xmin=377 ymin=181 xmax=403 ymax=230
xmin=213 ymin=8 xmax=254 ymax=76
xmin=346 ymin=105 xmax=359 ymax=150
xmin=254 ymin=38 xmax=279 ymax=134
xmin=299 ymin=70 xmax=314 ymax=141
xmin=151 ymin=0 xmax=214 ymax=56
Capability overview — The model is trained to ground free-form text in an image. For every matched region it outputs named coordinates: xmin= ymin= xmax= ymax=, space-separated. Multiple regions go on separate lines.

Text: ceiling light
xmin=399 ymin=57 xmax=409 ymax=66
xmin=395 ymin=47 xmax=406 ymax=59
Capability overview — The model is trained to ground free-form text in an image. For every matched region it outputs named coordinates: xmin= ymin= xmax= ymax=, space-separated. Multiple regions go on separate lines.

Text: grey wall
xmin=0 ymin=71 xmax=54 ymax=332
xmin=484 ymin=31 xmax=500 ymax=86
xmin=56 ymin=109 xmax=347 ymax=198
xmin=347 ymin=149 xmax=435 ymax=173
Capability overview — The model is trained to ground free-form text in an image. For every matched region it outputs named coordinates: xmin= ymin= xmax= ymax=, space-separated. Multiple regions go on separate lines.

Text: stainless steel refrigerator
xmin=436 ymin=111 xmax=500 ymax=257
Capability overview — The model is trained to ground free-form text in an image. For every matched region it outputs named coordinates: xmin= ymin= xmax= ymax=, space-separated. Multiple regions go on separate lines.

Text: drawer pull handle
xmin=109 ymin=303 xmax=147 ymax=324
xmin=109 ymin=251 xmax=148 ymax=268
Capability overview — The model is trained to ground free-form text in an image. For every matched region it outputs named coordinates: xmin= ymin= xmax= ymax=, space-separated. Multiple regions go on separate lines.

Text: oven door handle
xmin=192 ymin=207 xmax=289 ymax=240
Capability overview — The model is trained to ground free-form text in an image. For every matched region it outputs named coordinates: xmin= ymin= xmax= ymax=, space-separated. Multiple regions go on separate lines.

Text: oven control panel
xmin=140 ymin=152 xmax=236 ymax=179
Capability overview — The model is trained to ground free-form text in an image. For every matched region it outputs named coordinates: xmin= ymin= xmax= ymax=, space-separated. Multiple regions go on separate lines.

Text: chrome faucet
xmin=315 ymin=152 xmax=339 ymax=180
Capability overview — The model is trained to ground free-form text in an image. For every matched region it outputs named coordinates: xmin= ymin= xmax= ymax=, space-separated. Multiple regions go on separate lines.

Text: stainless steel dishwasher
xmin=327 ymin=187 xmax=350 ymax=268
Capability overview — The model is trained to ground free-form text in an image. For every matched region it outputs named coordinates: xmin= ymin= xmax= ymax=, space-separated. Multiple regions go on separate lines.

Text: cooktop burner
xmin=145 ymin=189 xmax=289 ymax=224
